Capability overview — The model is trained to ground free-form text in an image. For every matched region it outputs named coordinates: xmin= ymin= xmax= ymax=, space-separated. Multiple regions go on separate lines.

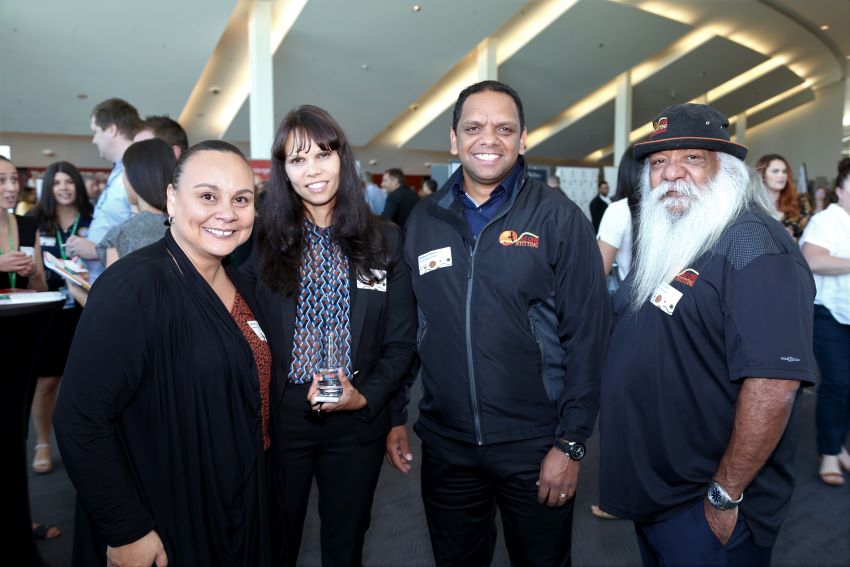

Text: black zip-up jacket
xmin=402 ymin=161 xmax=612 ymax=446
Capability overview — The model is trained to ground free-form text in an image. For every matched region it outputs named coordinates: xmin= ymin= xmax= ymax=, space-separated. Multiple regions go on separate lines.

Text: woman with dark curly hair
xmin=246 ymin=105 xmax=416 ymax=566
xmin=27 ymin=160 xmax=92 ymax=474
xmin=755 ymin=154 xmax=812 ymax=239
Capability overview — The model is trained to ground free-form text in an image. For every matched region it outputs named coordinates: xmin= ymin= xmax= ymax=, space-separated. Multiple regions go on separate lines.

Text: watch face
xmin=708 ymin=485 xmax=722 ymax=505
xmin=569 ymin=443 xmax=586 ymax=461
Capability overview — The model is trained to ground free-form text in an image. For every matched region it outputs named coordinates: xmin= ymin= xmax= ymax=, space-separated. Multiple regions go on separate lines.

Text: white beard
xmin=629 ymin=152 xmax=750 ymax=310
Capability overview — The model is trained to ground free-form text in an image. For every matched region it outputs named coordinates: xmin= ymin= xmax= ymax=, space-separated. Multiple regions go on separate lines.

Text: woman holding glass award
xmin=248 ymin=105 xmax=416 ymax=566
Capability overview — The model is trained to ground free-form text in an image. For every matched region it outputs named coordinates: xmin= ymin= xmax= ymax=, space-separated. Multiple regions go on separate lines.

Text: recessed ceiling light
xmin=209 ymin=86 xmax=221 ymax=95
xmin=409 ymin=104 xmax=419 ymax=111
xmin=368 ymin=159 xmax=378 ymax=165
xmin=361 ymin=64 xmax=369 ymax=70
xmin=412 ymin=4 xmax=421 ymax=12
xmin=819 ymin=25 xmax=829 ymax=30
xmin=42 ymin=149 xmax=55 ymax=157
xmin=77 ymin=93 xmax=88 ymax=100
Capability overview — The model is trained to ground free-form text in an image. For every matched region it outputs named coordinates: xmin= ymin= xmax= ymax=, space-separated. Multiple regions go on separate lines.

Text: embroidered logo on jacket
xmin=674 ymin=268 xmax=699 ymax=287
xmin=498 ymin=230 xmax=540 ymax=248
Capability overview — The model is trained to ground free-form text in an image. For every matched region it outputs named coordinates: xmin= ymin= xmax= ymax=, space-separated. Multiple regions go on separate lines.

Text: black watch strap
xmin=554 ymin=438 xmax=586 ymax=461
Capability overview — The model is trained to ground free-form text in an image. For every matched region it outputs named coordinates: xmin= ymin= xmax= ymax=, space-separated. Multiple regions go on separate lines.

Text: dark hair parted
xmin=30 ymin=161 xmax=93 ymax=233
xmin=423 ymin=179 xmax=438 ymax=193
xmin=143 ymin=115 xmax=189 ymax=152
xmin=258 ymin=105 xmax=390 ymax=294
xmin=452 ymin=80 xmax=525 ymax=132
xmin=91 ymin=98 xmax=143 ymax=140
xmin=171 ymin=139 xmax=251 ymax=188
xmin=123 ymin=139 xmax=176 ymax=211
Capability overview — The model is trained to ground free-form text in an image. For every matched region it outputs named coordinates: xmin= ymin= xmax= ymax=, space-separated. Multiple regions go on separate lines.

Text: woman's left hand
xmin=307 ymin=370 xmax=367 ymax=413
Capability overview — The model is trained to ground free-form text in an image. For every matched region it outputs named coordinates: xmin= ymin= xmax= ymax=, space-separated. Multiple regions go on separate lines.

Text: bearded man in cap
xmin=598 ymin=103 xmax=816 ymax=566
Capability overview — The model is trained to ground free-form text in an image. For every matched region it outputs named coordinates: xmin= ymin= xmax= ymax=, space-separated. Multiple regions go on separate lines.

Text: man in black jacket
xmin=381 ymin=168 xmax=419 ymax=227
xmin=386 ymin=80 xmax=611 ymax=566
xmin=589 ymin=180 xmax=610 ymax=233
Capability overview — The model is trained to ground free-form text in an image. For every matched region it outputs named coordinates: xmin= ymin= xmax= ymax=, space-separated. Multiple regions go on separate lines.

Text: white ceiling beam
xmin=179 ymin=0 xmax=308 ymax=141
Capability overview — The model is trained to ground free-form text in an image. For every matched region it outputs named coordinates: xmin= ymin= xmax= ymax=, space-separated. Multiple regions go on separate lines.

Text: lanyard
xmin=56 ymin=214 xmax=81 ymax=260
xmin=2 ymin=211 xmax=16 ymax=288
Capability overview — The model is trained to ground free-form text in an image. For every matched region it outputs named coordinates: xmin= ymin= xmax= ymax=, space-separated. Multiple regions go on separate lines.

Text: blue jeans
xmin=813 ymin=305 xmax=850 ymax=455
xmin=635 ymin=499 xmax=773 ymax=567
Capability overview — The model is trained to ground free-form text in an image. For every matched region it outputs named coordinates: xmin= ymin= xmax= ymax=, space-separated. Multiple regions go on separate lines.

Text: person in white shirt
xmin=799 ymin=158 xmax=850 ymax=486
xmin=597 ymin=147 xmax=640 ymax=283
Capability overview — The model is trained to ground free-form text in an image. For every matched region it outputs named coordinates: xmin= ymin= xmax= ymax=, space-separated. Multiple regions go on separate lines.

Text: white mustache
xmin=652 ymin=179 xmax=700 ymax=202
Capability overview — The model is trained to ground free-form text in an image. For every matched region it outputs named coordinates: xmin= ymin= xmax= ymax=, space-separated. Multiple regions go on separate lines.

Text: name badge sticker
xmin=247 ymin=320 xmax=267 ymax=342
xmin=357 ymin=269 xmax=388 ymax=292
xmin=650 ymin=283 xmax=683 ymax=316
xmin=40 ymin=236 xmax=57 ymax=247
xmin=418 ymin=247 xmax=453 ymax=276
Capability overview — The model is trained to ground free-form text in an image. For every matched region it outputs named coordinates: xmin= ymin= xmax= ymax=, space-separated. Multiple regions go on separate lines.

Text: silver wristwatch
xmin=706 ymin=478 xmax=743 ymax=510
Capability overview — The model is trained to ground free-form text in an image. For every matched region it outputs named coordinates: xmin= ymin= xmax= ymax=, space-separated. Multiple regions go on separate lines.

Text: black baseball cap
xmin=633 ymin=103 xmax=748 ymax=161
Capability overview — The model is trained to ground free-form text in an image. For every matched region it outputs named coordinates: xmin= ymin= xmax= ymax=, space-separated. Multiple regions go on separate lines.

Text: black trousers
xmin=280 ymin=382 xmax=385 ymax=567
xmin=420 ymin=430 xmax=574 ymax=567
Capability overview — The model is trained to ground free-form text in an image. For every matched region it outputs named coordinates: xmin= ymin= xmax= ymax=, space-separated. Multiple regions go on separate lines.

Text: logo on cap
xmin=650 ymin=117 xmax=668 ymax=138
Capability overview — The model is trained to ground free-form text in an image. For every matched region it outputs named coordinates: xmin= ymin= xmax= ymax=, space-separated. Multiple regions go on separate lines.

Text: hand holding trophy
xmin=307 ymin=330 xmax=367 ymax=413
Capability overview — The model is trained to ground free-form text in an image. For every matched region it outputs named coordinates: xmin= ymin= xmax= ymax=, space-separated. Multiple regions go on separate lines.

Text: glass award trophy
xmin=314 ymin=331 xmax=343 ymax=403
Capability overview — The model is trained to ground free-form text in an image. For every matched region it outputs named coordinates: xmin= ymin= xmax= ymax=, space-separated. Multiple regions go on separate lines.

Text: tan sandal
xmin=32 ymin=443 xmax=53 ymax=474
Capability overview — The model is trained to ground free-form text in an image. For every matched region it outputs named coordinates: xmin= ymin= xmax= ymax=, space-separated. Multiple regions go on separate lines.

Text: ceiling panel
xmin=403 ymin=107 xmax=454 ymax=152
xmin=527 ymin=100 xmax=615 ymax=160
xmin=745 ymin=87 xmax=816 ymax=130
xmin=224 ymin=0 xmax=525 ymax=144
xmin=500 ymin=0 xmax=690 ymax=132
xmin=0 ymin=0 xmax=236 ymax=137
xmin=631 ymin=36 xmax=767 ymax=129
xmin=710 ymin=66 xmax=804 ymax=118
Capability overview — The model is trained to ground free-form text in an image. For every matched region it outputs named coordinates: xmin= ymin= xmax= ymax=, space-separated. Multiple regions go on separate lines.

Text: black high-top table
xmin=2 ymin=294 xmax=64 ymax=567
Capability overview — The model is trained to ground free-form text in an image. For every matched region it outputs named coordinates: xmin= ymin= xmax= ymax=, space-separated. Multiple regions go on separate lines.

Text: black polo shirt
xmin=599 ymin=208 xmax=816 ymax=547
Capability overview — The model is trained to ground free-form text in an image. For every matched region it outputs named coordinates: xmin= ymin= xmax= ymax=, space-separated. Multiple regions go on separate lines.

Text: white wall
xmin=745 ymin=80 xmax=846 ymax=183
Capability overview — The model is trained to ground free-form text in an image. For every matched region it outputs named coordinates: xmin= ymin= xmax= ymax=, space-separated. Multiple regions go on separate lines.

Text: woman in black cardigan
xmin=55 ymin=141 xmax=274 ymax=567
xmin=248 ymin=105 xmax=416 ymax=567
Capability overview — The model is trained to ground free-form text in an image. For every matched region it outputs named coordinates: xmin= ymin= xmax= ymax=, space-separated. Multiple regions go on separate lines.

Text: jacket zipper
xmin=464 ymin=245 xmax=483 ymax=445
xmin=463 ymin=173 xmax=527 ymax=446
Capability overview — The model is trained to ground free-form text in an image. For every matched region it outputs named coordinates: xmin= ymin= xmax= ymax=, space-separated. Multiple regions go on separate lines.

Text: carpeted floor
xmin=30 ymin=387 xmax=849 ymax=566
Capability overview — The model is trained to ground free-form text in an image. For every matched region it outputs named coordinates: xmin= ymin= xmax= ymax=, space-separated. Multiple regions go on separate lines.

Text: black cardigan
xmin=54 ymin=231 xmax=271 ymax=567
